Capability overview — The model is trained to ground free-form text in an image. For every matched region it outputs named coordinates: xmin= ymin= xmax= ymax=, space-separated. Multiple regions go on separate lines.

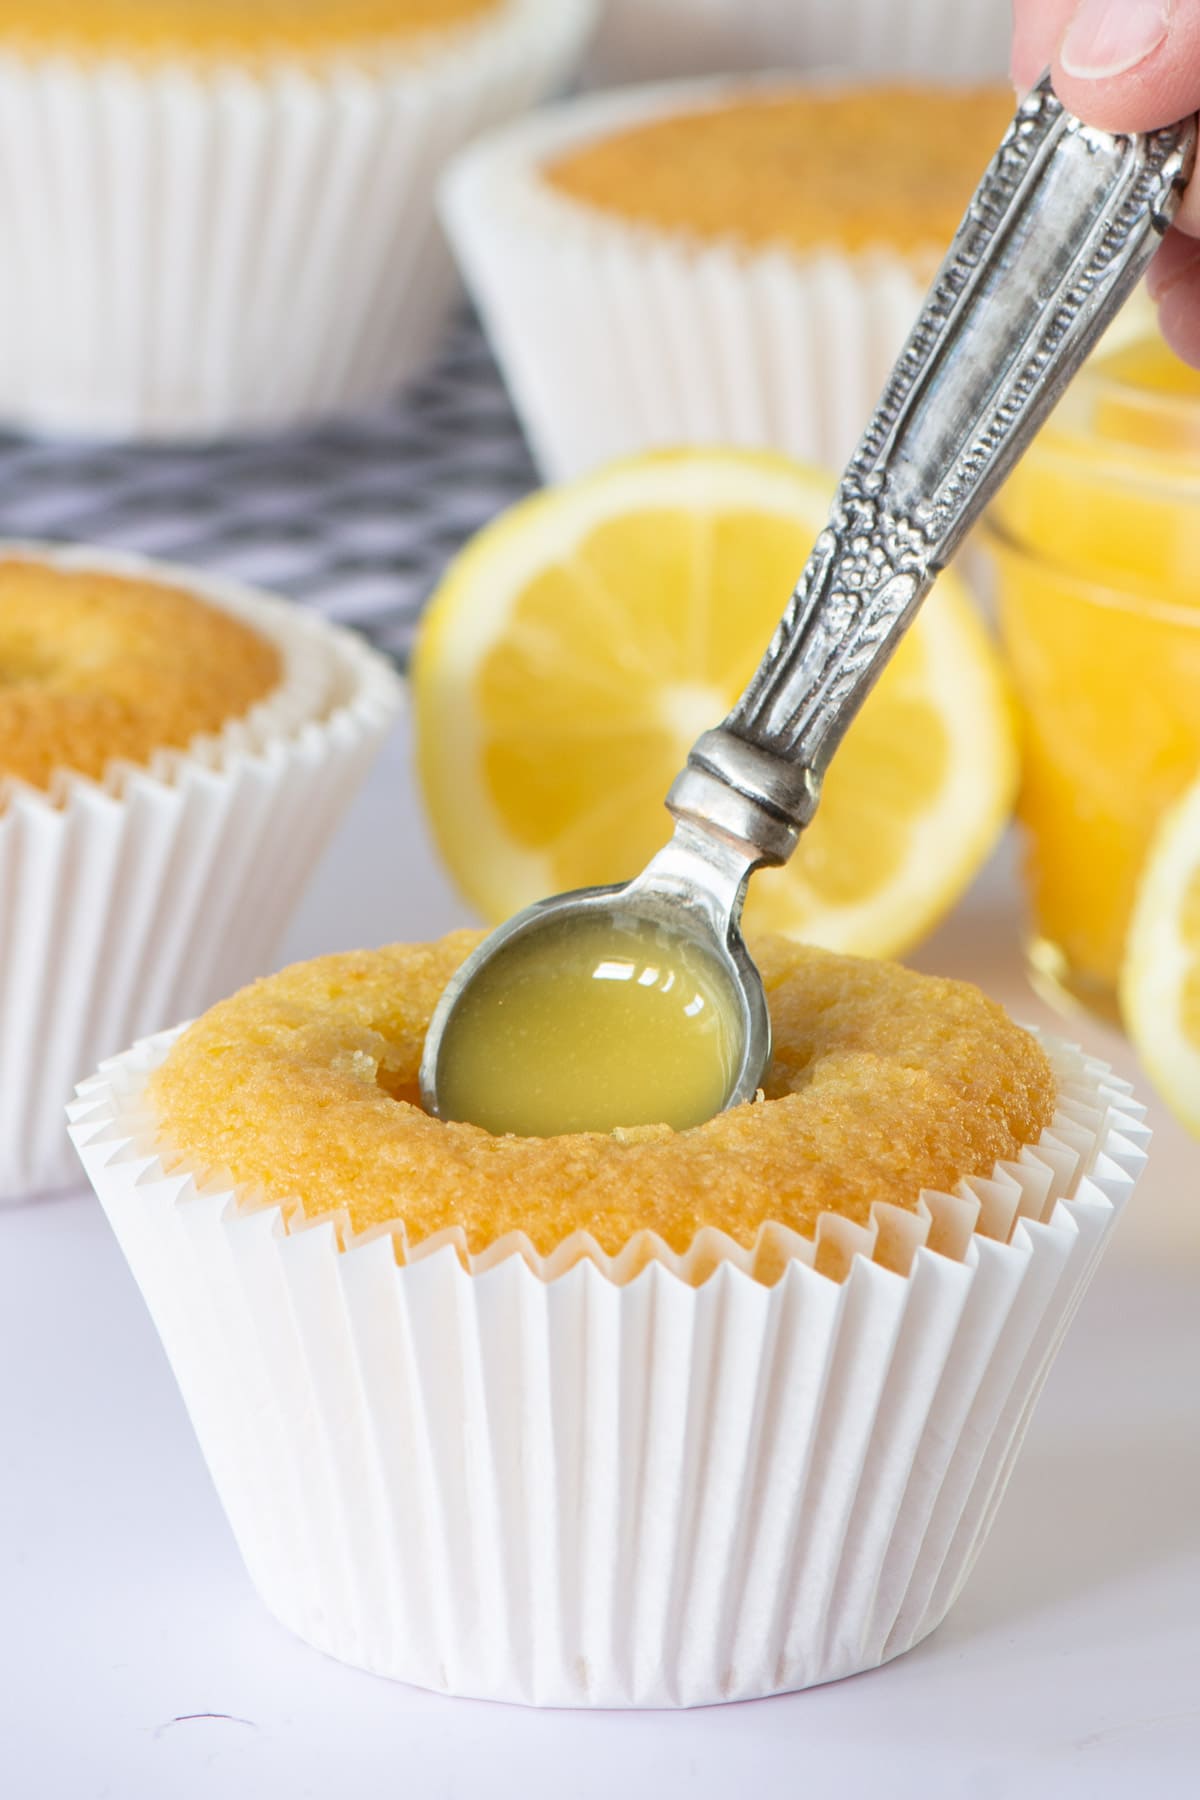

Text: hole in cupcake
xmin=330 ymin=1046 xmax=425 ymax=1111
xmin=761 ymin=1049 xmax=819 ymax=1098
xmin=375 ymin=1066 xmax=425 ymax=1111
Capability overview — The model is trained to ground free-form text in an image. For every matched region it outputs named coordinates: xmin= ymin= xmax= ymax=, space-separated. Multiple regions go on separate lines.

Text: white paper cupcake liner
xmin=442 ymin=78 xmax=952 ymax=479
xmin=0 ymin=0 xmax=596 ymax=439
xmin=70 ymin=1029 xmax=1147 ymax=1706
xmin=0 ymin=544 xmax=402 ymax=1200
xmin=588 ymin=0 xmax=1012 ymax=84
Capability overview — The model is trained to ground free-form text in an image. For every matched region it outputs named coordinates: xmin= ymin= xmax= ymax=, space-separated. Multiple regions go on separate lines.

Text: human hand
xmin=1012 ymin=0 xmax=1200 ymax=364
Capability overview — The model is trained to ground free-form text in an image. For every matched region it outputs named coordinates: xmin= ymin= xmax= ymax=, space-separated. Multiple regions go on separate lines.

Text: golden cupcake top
xmin=544 ymin=84 xmax=1017 ymax=257
xmin=0 ymin=561 xmax=281 ymax=792
xmin=0 ymin=0 xmax=502 ymax=59
xmin=150 ymin=929 xmax=1056 ymax=1264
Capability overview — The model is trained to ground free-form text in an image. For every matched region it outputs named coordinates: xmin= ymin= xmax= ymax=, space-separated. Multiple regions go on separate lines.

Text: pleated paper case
xmin=72 ymin=1031 xmax=1147 ymax=1706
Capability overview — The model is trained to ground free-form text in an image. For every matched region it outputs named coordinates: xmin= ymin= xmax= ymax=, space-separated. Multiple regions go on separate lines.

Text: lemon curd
xmin=434 ymin=914 xmax=743 ymax=1137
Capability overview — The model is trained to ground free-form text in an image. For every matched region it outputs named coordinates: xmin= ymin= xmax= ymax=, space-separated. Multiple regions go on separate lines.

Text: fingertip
xmin=1147 ymin=231 xmax=1200 ymax=303
xmin=1044 ymin=65 xmax=1164 ymax=134
xmin=1155 ymin=267 xmax=1200 ymax=369
xmin=1010 ymin=47 xmax=1045 ymax=95
xmin=1045 ymin=11 xmax=1200 ymax=137
xmin=1010 ymin=0 xmax=1078 ymax=95
xmin=1170 ymin=173 xmax=1200 ymax=245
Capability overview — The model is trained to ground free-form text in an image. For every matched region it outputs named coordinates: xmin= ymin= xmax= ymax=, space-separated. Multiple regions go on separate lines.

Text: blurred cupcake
xmin=588 ymin=0 xmax=1012 ymax=84
xmin=0 ymin=0 xmax=596 ymax=439
xmin=72 ymin=931 xmax=1146 ymax=1705
xmin=443 ymin=78 xmax=1015 ymax=479
xmin=0 ymin=546 xmax=400 ymax=1199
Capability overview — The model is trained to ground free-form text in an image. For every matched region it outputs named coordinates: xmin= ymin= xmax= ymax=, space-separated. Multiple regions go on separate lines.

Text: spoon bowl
xmin=420 ymin=848 xmax=771 ymax=1132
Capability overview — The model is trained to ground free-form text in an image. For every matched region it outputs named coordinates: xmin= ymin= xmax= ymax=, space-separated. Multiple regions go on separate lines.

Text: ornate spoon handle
xmin=670 ymin=77 xmax=1196 ymax=867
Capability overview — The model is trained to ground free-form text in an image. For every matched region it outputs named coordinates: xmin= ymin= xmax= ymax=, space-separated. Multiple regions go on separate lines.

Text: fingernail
xmin=1060 ymin=0 xmax=1170 ymax=79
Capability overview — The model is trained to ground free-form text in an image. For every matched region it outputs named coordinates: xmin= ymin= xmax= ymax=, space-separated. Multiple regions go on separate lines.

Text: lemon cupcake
xmin=72 ymin=930 xmax=1146 ymax=1705
xmin=588 ymin=0 xmax=1011 ymax=85
xmin=0 ymin=0 xmax=596 ymax=438
xmin=1 ymin=546 xmax=400 ymax=1199
xmin=443 ymin=78 xmax=1016 ymax=479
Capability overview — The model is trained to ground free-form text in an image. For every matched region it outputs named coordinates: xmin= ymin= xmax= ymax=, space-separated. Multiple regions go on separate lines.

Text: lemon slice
xmin=414 ymin=450 xmax=1016 ymax=957
xmin=1121 ymin=775 xmax=1200 ymax=1135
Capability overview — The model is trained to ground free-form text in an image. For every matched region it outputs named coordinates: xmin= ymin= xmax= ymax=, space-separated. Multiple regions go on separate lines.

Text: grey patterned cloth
xmin=0 ymin=315 xmax=538 ymax=668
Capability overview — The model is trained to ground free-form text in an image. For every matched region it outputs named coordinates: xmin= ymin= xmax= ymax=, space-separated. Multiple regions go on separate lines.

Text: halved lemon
xmin=1121 ymin=775 xmax=1200 ymax=1135
xmin=414 ymin=450 xmax=1016 ymax=957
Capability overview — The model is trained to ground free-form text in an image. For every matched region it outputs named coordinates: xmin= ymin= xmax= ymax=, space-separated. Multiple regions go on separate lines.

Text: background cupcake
xmin=0 ymin=545 xmax=400 ymax=1200
xmin=0 ymin=0 xmax=597 ymax=439
xmin=70 ymin=931 xmax=1147 ymax=1705
xmin=442 ymin=78 xmax=1015 ymax=479
xmin=588 ymin=0 xmax=1011 ymax=84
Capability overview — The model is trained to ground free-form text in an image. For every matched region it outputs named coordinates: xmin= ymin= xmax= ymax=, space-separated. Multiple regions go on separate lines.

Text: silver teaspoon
xmin=421 ymin=76 xmax=1195 ymax=1136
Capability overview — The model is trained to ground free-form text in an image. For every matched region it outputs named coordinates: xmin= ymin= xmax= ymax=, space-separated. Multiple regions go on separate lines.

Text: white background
xmin=1 ymin=719 xmax=1197 ymax=1798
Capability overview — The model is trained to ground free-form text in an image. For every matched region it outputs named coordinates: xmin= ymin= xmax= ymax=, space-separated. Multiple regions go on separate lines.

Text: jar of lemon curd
xmin=987 ymin=332 xmax=1200 ymax=1017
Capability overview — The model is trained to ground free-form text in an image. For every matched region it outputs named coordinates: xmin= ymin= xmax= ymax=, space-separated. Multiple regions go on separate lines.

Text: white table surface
xmin=2 ymin=718 xmax=1198 ymax=1799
